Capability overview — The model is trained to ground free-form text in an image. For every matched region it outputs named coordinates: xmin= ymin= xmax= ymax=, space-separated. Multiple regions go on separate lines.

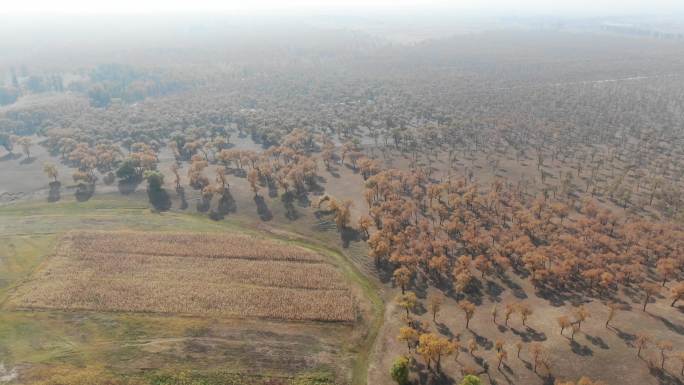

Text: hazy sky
xmin=2 ymin=0 xmax=683 ymax=15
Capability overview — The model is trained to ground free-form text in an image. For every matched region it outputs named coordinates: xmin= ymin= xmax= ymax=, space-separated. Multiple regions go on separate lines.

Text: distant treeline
xmin=86 ymin=63 xmax=186 ymax=107
xmin=0 ymin=87 xmax=19 ymax=106
xmin=0 ymin=63 xmax=187 ymax=108
xmin=602 ymin=24 xmax=684 ymax=39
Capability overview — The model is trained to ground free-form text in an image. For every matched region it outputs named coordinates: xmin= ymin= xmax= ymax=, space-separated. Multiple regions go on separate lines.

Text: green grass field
xmin=0 ymin=194 xmax=383 ymax=385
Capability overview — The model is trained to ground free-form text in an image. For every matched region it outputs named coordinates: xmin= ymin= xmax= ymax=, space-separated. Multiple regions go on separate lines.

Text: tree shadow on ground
xmin=412 ymin=276 xmax=429 ymax=299
xmin=500 ymin=275 xmax=527 ymax=299
xmin=537 ymin=285 xmax=585 ymax=307
xmin=375 ymin=260 xmax=394 ymax=284
xmin=484 ymin=280 xmax=504 ymax=302
xmin=297 ymin=191 xmax=311 ymax=207
xmin=464 ymin=289 xmax=484 ymax=306
xmin=325 ymin=166 xmax=341 ymax=178
xmin=537 ymin=287 xmax=569 ymax=306
xmin=622 ymin=285 xmax=644 ymax=305
xmin=413 ymin=302 xmax=428 ymax=316
xmin=281 ymin=191 xmax=299 ymax=220
xmin=118 ymin=178 xmax=141 ymax=195
xmin=0 ymin=153 xmax=21 ymax=162
xmin=47 ymin=181 xmax=61 ymax=202
xmin=520 ymin=358 xmax=533 ymax=371
xmin=103 ymin=172 xmax=116 ymax=185
xmin=267 ymin=181 xmax=278 ymax=198
xmin=570 ymin=340 xmax=593 ymax=356
xmin=473 ymin=355 xmax=488 ymax=371
xmin=254 ymin=195 xmax=273 ymax=221
xmin=512 ymin=265 xmax=531 ymax=279
xmin=308 ymin=178 xmax=326 ymax=195
xmin=197 ymin=194 xmax=212 ymax=213
xmin=75 ymin=183 xmax=94 ymax=202
xmin=340 ymin=226 xmax=361 ymax=249
xmin=584 ymin=333 xmax=609 ymax=349
xmin=611 ymin=326 xmax=636 ymax=346
xmin=649 ymin=367 xmax=684 ymax=385
xmin=501 ymin=362 xmax=515 ymax=375
xmin=217 ymin=191 xmax=237 ymax=214
xmin=207 ymin=191 xmax=235 ymax=221
xmin=471 ymin=331 xmax=494 ymax=350
xmin=148 ymin=188 xmax=171 ymax=211
xmin=230 ymin=168 xmax=247 ymax=178
xmin=416 ymin=367 xmax=455 ymax=385
xmin=436 ymin=322 xmax=454 ymax=338
xmin=19 ymin=156 xmax=35 ymax=165
xmin=177 ymin=187 xmax=188 ymax=210
xmin=511 ymin=327 xmax=547 ymax=342
xmin=651 ymin=314 xmax=684 ymax=335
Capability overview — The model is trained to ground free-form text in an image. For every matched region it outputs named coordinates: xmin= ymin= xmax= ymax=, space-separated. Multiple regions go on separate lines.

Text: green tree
xmin=390 ymin=356 xmax=410 ymax=385
xmin=460 ymin=374 xmax=482 ymax=385
xmin=116 ymin=159 xmax=138 ymax=182
xmin=144 ymin=170 xmax=164 ymax=191
xmin=144 ymin=170 xmax=170 ymax=211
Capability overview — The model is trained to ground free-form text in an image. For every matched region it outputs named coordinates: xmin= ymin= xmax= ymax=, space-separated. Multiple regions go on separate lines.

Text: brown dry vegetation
xmin=3 ymin=26 xmax=684 ymax=385
xmin=63 ymin=231 xmax=326 ymax=262
xmin=8 ymin=231 xmax=355 ymax=322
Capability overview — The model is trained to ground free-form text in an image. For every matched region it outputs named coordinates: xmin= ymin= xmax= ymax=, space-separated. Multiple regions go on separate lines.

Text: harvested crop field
xmin=7 ymin=231 xmax=355 ymax=322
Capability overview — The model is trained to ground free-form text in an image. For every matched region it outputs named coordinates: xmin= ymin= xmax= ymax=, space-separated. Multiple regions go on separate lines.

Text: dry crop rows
xmin=8 ymin=231 xmax=355 ymax=322
xmin=63 ymin=231 xmax=326 ymax=262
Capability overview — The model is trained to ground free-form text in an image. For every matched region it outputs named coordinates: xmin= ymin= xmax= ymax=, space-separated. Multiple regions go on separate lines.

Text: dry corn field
xmin=8 ymin=231 xmax=355 ymax=322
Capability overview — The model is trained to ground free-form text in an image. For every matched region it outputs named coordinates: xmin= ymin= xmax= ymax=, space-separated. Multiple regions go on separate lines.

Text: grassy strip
xmin=283 ymin=238 xmax=383 ymax=385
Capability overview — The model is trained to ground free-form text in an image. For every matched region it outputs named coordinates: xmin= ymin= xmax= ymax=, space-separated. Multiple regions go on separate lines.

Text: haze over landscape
xmin=0 ymin=1 xmax=683 ymax=385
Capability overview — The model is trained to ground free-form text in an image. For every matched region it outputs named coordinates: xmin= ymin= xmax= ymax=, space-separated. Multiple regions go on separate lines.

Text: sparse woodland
xmin=1 ymin=29 xmax=683 ymax=385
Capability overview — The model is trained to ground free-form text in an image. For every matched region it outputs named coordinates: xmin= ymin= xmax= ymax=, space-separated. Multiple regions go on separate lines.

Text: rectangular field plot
xmin=7 ymin=231 xmax=355 ymax=322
